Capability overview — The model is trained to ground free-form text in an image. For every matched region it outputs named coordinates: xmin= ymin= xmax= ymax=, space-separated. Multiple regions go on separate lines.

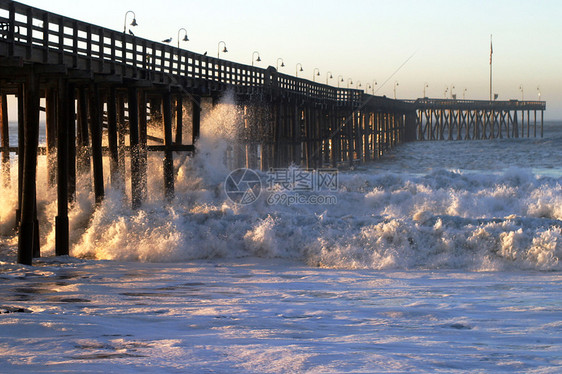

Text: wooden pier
xmin=413 ymin=98 xmax=546 ymax=140
xmin=0 ymin=1 xmax=546 ymax=265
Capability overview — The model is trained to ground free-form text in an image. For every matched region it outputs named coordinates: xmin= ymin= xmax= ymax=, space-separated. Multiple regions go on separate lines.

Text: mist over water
xmin=1 ymin=94 xmax=561 ymax=271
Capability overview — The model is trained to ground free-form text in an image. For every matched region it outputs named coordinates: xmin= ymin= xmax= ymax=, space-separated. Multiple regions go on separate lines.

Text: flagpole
xmin=489 ymin=34 xmax=493 ymax=101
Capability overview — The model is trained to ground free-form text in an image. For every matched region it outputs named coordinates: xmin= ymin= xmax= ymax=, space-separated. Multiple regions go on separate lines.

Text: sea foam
xmin=1 ymin=95 xmax=561 ymax=271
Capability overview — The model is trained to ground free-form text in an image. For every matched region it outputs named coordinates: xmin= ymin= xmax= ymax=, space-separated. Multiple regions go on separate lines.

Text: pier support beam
xmin=45 ymin=87 xmax=57 ymax=187
xmin=0 ymin=93 xmax=10 ymax=188
xmin=76 ymin=86 xmax=90 ymax=177
xmin=107 ymin=86 xmax=121 ymax=189
xmin=128 ymin=86 xmax=142 ymax=209
xmin=162 ymin=90 xmax=174 ymax=201
xmin=138 ymin=89 xmax=148 ymax=203
xmin=18 ymin=71 xmax=40 ymax=265
xmin=175 ymin=95 xmax=183 ymax=145
xmin=192 ymin=95 xmax=201 ymax=145
xmin=55 ymin=78 xmax=69 ymax=256
xmin=88 ymin=84 xmax=104 ymax=205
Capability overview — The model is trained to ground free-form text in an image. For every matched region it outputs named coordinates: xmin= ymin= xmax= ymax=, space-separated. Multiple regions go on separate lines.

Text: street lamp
xmin=372 ymin=80 xmax=378 ymax=94
xmin=347 ymin=78 xmax=353 ymax=88
xmin=393 ymin=81 xmax=399 ymax=99
xmin=444 ymin=86 xmax=448 ymax=99
xmin=252 ymin=51 xmax=261 ymax=66
xmin=295 ymin=63 xmax=303 ymax=77
xmin=313 ymin=68 xmax=320 ymax=82
xmin=450 ymin=84 xmax=455 ymax=99
xmin=217 ymin=41 xmax=228 ymax=58
xmin=277 ymin=58 xmax=285 ymax=70
xmin=326 ymin=71 xmax=333 ymax=85
xmin=123 ymin=10 xmax=138 ymax=34
xmin=519 ymin=84 xmax=524 ymax=100
xmin=337 ymin=75 xmax=344 ymax=88
xmin=356 ymin=81 xmax=362 ymax=91
xmin=177 ymin=28 xmax=189 ymax=48
xmin=423 ymin=82 xmax=428 ymax=98
xmin=537 ymin=86 xmax=541 ymax=101
xmin=463 ymin=88 xmax=467 ymax=100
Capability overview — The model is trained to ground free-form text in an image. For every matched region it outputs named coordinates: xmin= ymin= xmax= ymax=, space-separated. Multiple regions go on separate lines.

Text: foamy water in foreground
xmin=0 ymin=98 xmax=561 ymax=372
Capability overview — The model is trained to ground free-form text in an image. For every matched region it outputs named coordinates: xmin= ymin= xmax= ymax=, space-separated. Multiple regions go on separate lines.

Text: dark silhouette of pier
xmin=0 ymin=1 xmax=546 ymax=264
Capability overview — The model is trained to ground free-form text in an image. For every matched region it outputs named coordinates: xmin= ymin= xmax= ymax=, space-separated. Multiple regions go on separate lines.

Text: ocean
xmin=0 ymin=98 xmax=561 ymax=372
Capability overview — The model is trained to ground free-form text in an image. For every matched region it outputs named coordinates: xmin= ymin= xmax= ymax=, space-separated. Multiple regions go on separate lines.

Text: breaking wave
xmin=1 ymin=93 xmax=561 ymax=271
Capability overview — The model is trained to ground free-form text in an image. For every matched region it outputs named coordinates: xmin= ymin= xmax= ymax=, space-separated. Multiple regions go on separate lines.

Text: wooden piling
xmin=55 ymin=78 xmax=69 ymax=256
xmin=107 ymin=86 xmax=120 ymax=188
xmin=128 ymin=86 xmax=142 ymax=209
xmin=18 ymin=71 xmax=40 ymax=265
xmin=67 ymin=85 xmax=76 ymax=202
xmin=76 ymin=86 xmax=90 ymax=176
xmin=88 ymin=84 xmax=104 ymax=205
xmin=14 ymin=85 xmax=23 ymax=227
xmin=45 ymin=87 xmax=57 ymax=187
xmin=175 ymin=95 xmax=183 ymax=145
xmin=192 ymin=95 xmax=201 ymax=145
xmin=0 ymin=93 xmax=10 ymax=188
xmin=117 ymin=94 xmax=127 ymax=182
xmin=162 ymin=90 xmax=174 ymax=201
xmin=137 ymin=89 xmax=148 ymax=202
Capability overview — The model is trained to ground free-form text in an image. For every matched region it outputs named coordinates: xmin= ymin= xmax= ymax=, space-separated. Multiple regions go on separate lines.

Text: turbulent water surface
xmin=0 ymin=98 xmax=561 ymax=372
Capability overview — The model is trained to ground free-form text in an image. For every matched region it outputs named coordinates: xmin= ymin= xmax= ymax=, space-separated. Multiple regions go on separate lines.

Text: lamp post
xmin=337 ymin=75 xmax=344 ymax=88
xmin=313 ymin=68 xmax=320 ymax=82
xmin=463 ymin=88 xmax=467 ymax=100
xmin=347 ymin=78 xmax=353 ymax=88
xmin=356 ymin=81 xmax=362 ymax=91
xmin=276 ymin=58 xmax=285 ymax=70
xmin=423 ymin=82 xmax=428 ymax=98
xmin=123 ymin=10 xmax=138 ymax=34
xmin=444 ymin=86 xmax=448 ymax=99
xmin=252 ymin=51 xmax=261 ymax=66
xmin=217 ymin=41 xmax=228 ymax=58
xmin=393 ymin=81 xmax=399 ymax=99
xmin=177 ymin=28 xmax=189 ymax=48
xmin=326 ymin=71 xmax=333 ymax=85
xmin=295 ymin=63 xmax=303 ymax=77
xmin=450 ymin=84 xmax=455 ymax=99
xmin=372 ymin=80 xmax=378 ymax=94
xmin=537 ymin=86 xmax=541 ymax=101
xmin=519 ymin=84 xmax=524 ymax=100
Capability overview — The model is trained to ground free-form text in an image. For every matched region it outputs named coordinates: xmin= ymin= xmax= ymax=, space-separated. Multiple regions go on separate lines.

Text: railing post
xmin=8 ymin=1 xmax=16 ymax=55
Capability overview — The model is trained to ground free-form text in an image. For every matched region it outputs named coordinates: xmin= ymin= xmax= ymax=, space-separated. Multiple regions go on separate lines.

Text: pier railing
xmin=409 ymin=98 xmax=546 ymax=111
xmin=0 ymin=0 xmax=374 ymax=107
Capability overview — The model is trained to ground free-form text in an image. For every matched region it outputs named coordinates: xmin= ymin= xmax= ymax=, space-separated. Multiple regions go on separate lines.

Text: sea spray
xmin=1 ymin=100 xmax=561 ymax=271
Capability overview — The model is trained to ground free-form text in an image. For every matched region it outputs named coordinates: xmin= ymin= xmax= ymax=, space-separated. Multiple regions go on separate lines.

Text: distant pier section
xmin=411 ymin=98 xmax=546 ymax=140
xmin=0 ymin=1 xmax=547 ymax=265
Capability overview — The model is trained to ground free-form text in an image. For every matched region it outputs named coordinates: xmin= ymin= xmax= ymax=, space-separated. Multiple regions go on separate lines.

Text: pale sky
xmin=21 ymin=0 xmax=562 ymax=119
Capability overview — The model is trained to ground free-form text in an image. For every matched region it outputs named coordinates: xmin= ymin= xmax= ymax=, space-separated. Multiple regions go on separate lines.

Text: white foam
xmin=1 ymin=101 xmax=562 ymax=271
